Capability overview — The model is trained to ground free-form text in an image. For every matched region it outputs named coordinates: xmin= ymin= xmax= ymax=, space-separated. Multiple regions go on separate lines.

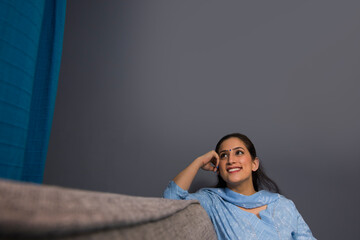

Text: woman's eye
xmin=220 ymin=154 xmax=227 ymax=158
xmin=236 ymin=150 xmax=243 ymax=155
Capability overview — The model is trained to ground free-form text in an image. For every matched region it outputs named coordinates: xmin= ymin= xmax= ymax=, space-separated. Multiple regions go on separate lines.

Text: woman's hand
xmin=196 ymin=150 xmax=220 ymax=173
xmin=172 ymin=150 xmax=220 ymax=191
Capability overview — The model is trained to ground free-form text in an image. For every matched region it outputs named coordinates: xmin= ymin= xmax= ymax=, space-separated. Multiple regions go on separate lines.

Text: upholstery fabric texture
xmin=0 ymin=179 xmax=217 ymax=240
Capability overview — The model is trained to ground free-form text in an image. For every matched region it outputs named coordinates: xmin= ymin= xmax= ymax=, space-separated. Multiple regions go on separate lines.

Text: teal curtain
xmin=0 ymin=0 xmax=66 ymax=183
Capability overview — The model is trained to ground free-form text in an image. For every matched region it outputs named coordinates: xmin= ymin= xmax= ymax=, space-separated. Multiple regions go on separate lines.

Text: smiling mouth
xmin=227 ymin=167 xmax=242 ymax=173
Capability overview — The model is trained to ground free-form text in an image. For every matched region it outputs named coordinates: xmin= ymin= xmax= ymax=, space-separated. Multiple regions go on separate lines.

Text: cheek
xmin=244 ymin=160 xmax=255 ymax=170
xmin=219 ymin=163 xmax=227 ymax=174
xmin=219 ymin=169 xmax=227 ymax=179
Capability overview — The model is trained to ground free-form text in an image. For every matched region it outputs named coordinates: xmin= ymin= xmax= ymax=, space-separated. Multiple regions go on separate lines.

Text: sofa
xmin=0 ymin=179 xmax=217 ymax=240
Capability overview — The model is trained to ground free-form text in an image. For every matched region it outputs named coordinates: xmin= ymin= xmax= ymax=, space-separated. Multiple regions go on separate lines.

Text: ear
xmin=252 ymin=157 xmax=260 ymax=171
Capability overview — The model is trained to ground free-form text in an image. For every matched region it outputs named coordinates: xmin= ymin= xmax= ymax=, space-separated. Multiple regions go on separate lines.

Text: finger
xmin=215 ymin=153 xmax=219 ymax=170
xmin=214 ymin=162 xmax=219 ymax=172
xmin=211 ymin=160 xmax=215 ymax=172
xmin=213 ymin=156 xmax=218 ymax=173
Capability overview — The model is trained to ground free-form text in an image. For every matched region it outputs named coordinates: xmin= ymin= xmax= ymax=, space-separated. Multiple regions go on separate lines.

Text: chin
xmin=224 ymin=178 xmax=245 ymax=186
xmin=225 ymin=176 xmax=251 ymax=186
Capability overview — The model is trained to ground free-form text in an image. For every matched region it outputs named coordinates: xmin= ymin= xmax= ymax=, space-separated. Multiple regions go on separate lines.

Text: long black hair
xmin=215 ymin=133 xmax=281 ymax=194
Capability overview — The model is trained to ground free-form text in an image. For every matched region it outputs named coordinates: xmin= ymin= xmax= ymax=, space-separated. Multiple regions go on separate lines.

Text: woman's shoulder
xmin=277 ymin=193 xmax=297 ymax=206
xmin=270 ymin=192 xmax=299 ymax=213
xmin=195 ymin=187 xmax=229 ymax=201
xmin=196 ymin=187 xmax=225 ymax=196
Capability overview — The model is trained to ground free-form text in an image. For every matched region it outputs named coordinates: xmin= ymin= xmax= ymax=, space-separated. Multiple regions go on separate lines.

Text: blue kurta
xmin=163 ymin=180 xmax=316 ymax=240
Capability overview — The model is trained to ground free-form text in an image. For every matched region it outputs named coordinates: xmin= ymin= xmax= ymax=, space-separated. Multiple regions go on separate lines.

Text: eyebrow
xmin=219 ymin=147 xmax=245 ymax=154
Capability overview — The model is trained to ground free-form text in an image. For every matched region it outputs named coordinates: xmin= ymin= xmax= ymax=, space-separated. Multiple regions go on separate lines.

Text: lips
xmin=227 ymin=167 xmax=242 ymax=173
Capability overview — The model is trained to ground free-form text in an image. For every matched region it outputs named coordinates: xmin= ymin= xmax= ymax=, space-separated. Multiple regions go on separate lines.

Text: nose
xmin=227 ymin=152 xmax=236 ymax=164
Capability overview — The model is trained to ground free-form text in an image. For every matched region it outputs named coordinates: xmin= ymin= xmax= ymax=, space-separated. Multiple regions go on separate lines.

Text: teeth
xmin=228 ymin=168 xmax=241 ymax=172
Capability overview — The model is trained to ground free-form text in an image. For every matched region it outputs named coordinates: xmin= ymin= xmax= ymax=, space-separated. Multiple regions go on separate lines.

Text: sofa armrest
xmin=0 ymin=179 xmax=216 ymax=239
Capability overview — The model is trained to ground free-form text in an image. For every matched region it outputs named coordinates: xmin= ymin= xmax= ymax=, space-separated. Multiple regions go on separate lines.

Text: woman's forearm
xmin=173 ymin=158 xmax=203 ymax=191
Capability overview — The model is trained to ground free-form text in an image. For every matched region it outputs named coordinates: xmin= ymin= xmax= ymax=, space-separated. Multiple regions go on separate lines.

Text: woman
xmin=163 ymin=133 xmax=316 ymax=239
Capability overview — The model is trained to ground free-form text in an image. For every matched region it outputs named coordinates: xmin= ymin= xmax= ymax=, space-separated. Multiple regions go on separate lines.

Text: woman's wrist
xmin=173 ymin=158 xmax=203 ymax=191
xmin=193 ymin=157 xmax=204 ymax=169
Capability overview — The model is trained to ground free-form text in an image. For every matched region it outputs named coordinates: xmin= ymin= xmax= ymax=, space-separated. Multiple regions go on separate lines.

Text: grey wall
xmin=44 ymin=0 xmax=360 ymax=239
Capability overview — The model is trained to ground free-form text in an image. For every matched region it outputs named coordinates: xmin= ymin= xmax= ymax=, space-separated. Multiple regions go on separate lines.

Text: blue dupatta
xmin=205 ymin=188 xmax=280 ymax=208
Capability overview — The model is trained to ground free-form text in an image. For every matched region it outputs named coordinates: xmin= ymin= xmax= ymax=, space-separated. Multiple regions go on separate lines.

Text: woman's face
xmin=218 ymin=137 xmax=259 ymax=188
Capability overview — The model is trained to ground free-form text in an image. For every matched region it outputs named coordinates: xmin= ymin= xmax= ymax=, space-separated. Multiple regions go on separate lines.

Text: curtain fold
xmin=0 ymin=0 xmax=66 ymax=183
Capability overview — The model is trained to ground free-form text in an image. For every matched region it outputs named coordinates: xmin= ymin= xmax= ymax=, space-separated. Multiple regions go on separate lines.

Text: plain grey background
xmin=44 ymin=0 xmax=360 ymax=239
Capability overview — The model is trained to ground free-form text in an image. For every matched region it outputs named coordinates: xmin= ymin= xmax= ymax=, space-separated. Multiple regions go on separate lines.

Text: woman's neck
xmin=227 ymin=181 xmax=257 ymax=196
